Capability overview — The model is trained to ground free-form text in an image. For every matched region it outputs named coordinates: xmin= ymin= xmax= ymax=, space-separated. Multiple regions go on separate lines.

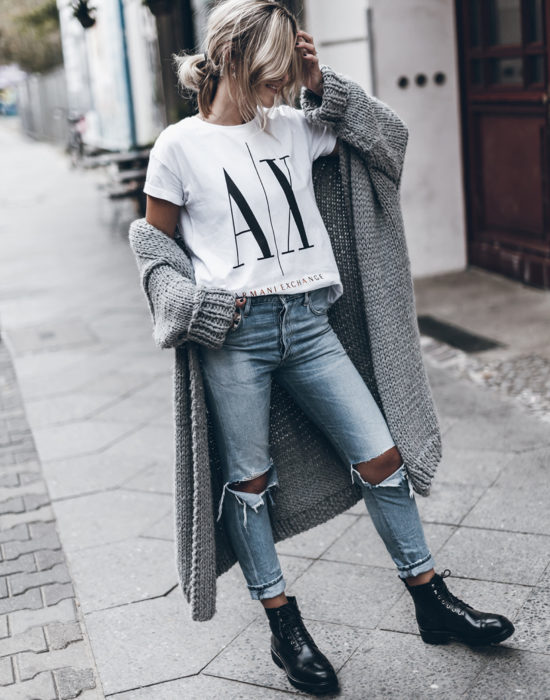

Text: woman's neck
xmin=199 ymin=77 xmax=247 ymax=126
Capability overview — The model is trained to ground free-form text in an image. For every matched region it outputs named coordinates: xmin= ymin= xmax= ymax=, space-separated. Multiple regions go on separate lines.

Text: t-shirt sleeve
xmin=143 ymin=128 xmax=187 ymax=206
xmin=295 ymin=108 xmax=337 ymax=160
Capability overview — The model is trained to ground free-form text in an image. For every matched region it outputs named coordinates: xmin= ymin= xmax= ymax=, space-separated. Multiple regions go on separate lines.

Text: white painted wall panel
xmin=304 ymin=0 xmax=467 ymax=278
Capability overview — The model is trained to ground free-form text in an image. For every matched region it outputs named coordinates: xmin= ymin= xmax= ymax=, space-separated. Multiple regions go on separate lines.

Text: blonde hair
xmin=173 ymin=0 xmax=304 ymax=129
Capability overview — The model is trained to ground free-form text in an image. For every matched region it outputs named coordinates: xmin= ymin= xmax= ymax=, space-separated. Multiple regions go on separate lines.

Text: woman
xmin=134 ymin=0 xmax=514 ymax=694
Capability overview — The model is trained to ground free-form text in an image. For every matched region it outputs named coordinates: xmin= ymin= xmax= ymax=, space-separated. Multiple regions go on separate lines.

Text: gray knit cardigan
xmin=128 ymin=64 xmax=442 ymax=622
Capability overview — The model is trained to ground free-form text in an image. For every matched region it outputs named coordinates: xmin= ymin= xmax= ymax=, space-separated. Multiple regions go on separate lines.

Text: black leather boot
xmin=403 ymin=569 xmax=515 ymax=646
xmin=264 ymin=596 xmax=339 ymax=695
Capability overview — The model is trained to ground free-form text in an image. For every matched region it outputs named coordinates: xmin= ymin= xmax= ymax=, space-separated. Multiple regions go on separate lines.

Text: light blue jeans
xmin=199 ymin=288 xmax=436 ymax=600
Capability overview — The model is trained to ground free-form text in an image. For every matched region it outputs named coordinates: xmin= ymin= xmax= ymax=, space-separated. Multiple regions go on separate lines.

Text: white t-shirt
xmin=144 ymin=104 xmax=342 ymax=301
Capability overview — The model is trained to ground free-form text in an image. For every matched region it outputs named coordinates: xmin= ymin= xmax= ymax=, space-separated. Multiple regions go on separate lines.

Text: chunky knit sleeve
xmin=128 ymin=218 xmax=236 ymax=350
xmin=300 ymin=64 xmax=409 ymax=188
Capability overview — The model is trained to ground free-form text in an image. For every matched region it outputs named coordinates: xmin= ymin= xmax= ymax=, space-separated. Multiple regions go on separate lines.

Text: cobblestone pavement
xmin=0 ymin=338 xmax=102 ymax=699
xmin=421 ymin=337 xmax=550 ymax=424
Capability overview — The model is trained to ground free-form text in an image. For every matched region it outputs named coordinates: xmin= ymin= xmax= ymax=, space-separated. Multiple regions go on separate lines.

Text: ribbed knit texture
xmin=127 ymin=64 xmax=442 ymax=622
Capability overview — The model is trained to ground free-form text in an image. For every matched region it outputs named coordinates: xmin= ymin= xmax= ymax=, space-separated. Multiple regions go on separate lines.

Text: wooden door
xmin=456 ymin=0 xmax=550 ymax=288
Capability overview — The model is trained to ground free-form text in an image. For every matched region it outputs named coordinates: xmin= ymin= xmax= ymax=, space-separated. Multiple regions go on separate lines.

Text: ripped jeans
xmin=199 ymin=288 xmax=436 ymax=600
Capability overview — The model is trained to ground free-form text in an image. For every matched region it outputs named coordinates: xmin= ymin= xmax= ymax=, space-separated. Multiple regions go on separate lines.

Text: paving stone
xmin=110 ymin=674 xmax=292 ymax=699
xmin=290 ymin=560 xmax=404 ymax=628
xmin=505 ymin=586 xmax=550 ymax=654
xmin=18 ymin=472 xmax=42 ymax=485
xmin=537 ymin=562 xmax=550 ymax=589
xmin=23 ymin=492 xmax=52 ymax=511
xmin=139 ymin=509 xmax=173 ymax=541
xmin=0 ymin=553 xmax=38 ymax=579
xmin=9 ymin=597 xmax=76 ymax=636
xmin=52 ymin=489 xmax=171 ymax=552
xmin=320 ymin=518 xmax=455 ymax=570
xmin=0 ymin=586 xmax=43 ymax=615
xmin=0 ymin=655 xmax=14 ymax=685
xmin=28 ymin=521 xmax=58 ymax=538
xmin=0 ymin=473 xmax=20 ymax=487
xmin=35 ymin=548 xmax=66 ymax=571
xmin=3 ymin=531 xmax=61 ymax=560
xmin=6 ymin=460 xmax=41 ymax=475
xmin=16 ymin=640 xmax=94 ymax=681
xmin=0 ymin=616 xmax=8 ymax=638
xmin=44 ymin=621 xmax=83 ymax=650
xmin=0 ymin=504 xmax=55 ymax=530
xmin=43 ymin=582 xmax=75 ymax=607
xmin=463 ymin=447 xmax=550 ymax=536
xmin=0 ymin=578 xmax=7 ymax=598
xmin=443 ymin=413 xmax=550 ymax=452
xmin=23 ymin=391 xmax=118 ymax=430
xmin=437 ymin=527 xmax=550 ymax=586
xmin=338 ymin=628 xmax=488 ymax=698
xmin=41 ymin=452 xmax=151 ymax=500
xmin=416 ymin=481 xmax=486 ymax=525
xmin=382 ymin=577 xmax=532 ymax=637
xmin=276 ymin=512 xmax=357 ymax=559
xmin=0 ymin=523 xmax=29 ymax=545
xmin=84 ymin=593 xmax=256 ymax=695
xmin=0 ymin=496 xmax=25 ymax=515
xmin=120 ymin=457 xmax=173 ymax=494
xmin=53 ymin=666 xmax=96 ymax=699
xmin=67 ymin=537 xmax=174 ymax=613
xmin=0 ymin=481 xmax=45 ymax=501
xmin=466 ymin=647 xmax=550 ymax=699
xmin=6 ymin=319 xmax=99 ymax=356
xmin=204 ymin=615 xmax=362 ymax=693
xmin=31 ymin=419 xmax=136 ymax=462
xmin=0 ymin=625 xmax=47 ymax=657
xmin=433 ymin=447 xmax=513 ymax=487
xmin=9 ymin=562 xmax=70 ymax=595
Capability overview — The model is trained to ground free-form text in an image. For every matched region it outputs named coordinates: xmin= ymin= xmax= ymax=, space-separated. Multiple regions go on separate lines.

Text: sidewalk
xmin=0 ymin=118 xmax=549 ymax=698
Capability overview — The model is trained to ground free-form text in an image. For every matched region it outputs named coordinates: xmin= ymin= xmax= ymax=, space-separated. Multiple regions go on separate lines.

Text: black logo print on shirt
xmin=224 ymin=143 xmax=313 ymax=276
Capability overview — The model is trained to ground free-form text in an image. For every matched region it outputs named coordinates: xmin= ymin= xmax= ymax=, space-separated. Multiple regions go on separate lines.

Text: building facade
xmin=304 ymin=0 xmax=550 ymax=288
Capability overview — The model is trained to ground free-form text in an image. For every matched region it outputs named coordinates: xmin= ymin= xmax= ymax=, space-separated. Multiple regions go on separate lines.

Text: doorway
xmin=456 ymin=0 xmax=550 ymax=288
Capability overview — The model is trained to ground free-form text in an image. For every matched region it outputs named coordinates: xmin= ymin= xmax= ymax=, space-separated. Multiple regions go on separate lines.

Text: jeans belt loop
xmin=304 ymin=291 xmax=310 ymax=305
xmin=244 ymin=295 xmax=252 ymax=317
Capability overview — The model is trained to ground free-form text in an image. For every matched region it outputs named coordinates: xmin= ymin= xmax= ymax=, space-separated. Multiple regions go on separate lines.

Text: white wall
xmin=123 ymin=0 xmax=165 ymax=145
xmin=304 ymin=0 xmax=467 ymax=278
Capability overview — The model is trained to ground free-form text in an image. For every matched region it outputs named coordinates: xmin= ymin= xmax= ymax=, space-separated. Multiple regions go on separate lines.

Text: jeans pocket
xmin=308 ymin=286 xmax=333 ymax=316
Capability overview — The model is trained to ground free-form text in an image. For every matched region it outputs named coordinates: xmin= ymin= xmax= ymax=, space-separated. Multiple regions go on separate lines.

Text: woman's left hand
xmin=296 ymin=30 xmax=323 ymax=96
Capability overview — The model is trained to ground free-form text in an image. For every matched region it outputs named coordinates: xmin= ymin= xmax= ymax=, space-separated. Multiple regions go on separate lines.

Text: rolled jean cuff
xmin=396 ymin=552 xmax=436 ymax=580
xmin=248 ymin=572 xmax=286 ymax=601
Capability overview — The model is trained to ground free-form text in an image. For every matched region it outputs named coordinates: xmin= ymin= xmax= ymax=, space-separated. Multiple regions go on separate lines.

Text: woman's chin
xmin=259 ymin=94 xmax=277 ymax=109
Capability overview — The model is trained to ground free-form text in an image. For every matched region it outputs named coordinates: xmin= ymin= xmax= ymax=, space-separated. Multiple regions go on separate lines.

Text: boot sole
xmin=420 ymin=625 xmax=515 ymax=646
xmin=271 ymin=648 xmax=339 ymax=695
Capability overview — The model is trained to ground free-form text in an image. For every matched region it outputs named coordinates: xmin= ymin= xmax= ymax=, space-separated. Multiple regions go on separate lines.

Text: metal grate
xmin=417 ymin=315 xmax=505 ymax=353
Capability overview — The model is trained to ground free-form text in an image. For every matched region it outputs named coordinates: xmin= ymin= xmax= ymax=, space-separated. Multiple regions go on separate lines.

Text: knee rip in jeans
xmin=350 ymin=460 xmax=414 ymax=499
xmin=217 ymin=459 xmax=278 ymax=530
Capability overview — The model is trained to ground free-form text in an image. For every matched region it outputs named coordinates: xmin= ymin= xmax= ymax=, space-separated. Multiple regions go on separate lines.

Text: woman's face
xmin=256 ymin=72 xmax=290 ymax=108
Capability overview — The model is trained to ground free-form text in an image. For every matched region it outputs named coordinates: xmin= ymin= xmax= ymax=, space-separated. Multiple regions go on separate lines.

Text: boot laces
xmin=280 ymin=610 xmax=316 ymax=650
xmin=437 ymin=569 xmax=469 ymax=609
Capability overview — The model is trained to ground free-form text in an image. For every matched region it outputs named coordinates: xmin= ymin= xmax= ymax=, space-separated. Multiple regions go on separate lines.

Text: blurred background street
xmin=1 ymin=1 xmax=550 ymax=698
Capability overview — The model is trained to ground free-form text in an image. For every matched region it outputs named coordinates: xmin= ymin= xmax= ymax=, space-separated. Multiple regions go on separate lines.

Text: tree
xmin=0 ymin=0 xmax=63 ymax=74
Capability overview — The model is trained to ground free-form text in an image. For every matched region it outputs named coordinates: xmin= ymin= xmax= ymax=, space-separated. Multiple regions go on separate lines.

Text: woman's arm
xmin=300 ymin=64 xmax=409 ymax=187
xmin=145 ymin=194 xmax=180 ymax=238
xmin=129 ymin=217 xmax=237 ymax=350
